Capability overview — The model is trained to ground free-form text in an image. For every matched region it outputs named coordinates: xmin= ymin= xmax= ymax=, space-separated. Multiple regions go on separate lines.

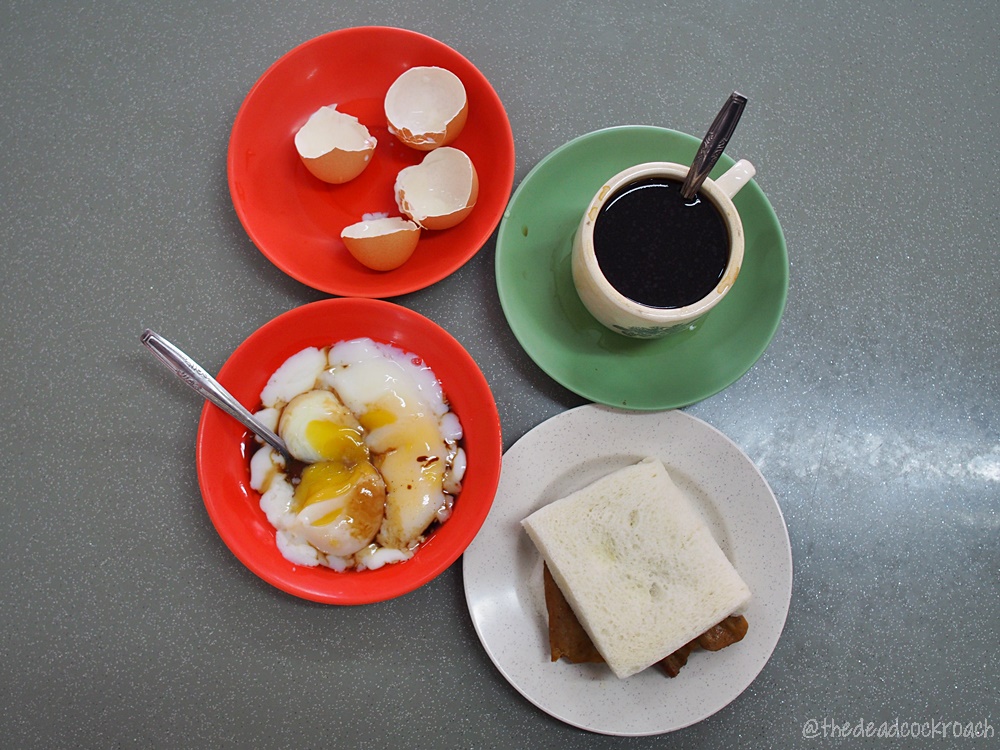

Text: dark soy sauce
xmin=593 ymin=177 xmax=730 ymax=309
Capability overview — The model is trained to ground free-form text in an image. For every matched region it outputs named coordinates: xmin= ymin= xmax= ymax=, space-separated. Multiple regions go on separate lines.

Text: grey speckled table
xmin=2 ymin=1 xmax=997 ymax=748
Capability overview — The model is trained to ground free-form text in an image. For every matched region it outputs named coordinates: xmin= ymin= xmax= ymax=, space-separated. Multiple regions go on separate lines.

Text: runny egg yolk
xmin=359 ymin=407 xmax=397 ymax=432
xmin=289 ymin=420 xmax=387 ymax=551
xmin=294 ymin=420 xmax=373 ymax=517
xmin=304 ymin=420 xmax=368 ymax=464
xmin=294 ymin=461 xmax=384 ymax=530
xmin=365 ymin=401 xmax=450 ymax=550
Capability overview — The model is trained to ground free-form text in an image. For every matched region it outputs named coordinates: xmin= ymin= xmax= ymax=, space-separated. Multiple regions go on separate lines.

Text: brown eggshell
xmin=417 ymin=168 xmax=479 ymax=230
xmin=302 ymin=147 xmax=375 ymax=184
xmin=394 ymin=147 xmax=478 ymax=231
xmin=341 ymin=217 xmax=422 ymax=271
xmin=384 ymin=66 xmax=468 ymax=151
xmin=294 ymin=106 xmax=377 ymax=184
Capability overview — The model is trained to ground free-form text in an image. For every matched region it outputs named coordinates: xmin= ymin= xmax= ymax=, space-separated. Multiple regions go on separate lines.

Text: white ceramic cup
xmin=571 ymin=158 xmax=756 ymax=338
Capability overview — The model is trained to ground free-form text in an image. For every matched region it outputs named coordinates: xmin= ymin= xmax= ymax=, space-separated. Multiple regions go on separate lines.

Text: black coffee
xmin=593 ymin=177 xmax=729 ymax=309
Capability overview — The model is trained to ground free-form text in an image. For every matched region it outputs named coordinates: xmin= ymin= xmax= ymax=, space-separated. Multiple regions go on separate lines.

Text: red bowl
xmin=195 ymin=299 xmax=503 ymax=604
xmin=227 ymin=26 xmax=515 ymax=297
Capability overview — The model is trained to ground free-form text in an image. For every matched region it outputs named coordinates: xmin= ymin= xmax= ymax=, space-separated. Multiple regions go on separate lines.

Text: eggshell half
xmin=341 ymin=217 xmax=422 ymax=271
xmin=384 ymin=66 xmax=468 ymax=151
xmin=394 ymin=147 xmax=478 ymax=231
xmin=294 ymin=106 xmax=377 ymax=184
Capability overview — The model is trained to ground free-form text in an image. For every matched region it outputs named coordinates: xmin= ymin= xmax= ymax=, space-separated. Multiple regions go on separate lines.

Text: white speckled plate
xmin=463 ymin=405 xmax=792 ymax=736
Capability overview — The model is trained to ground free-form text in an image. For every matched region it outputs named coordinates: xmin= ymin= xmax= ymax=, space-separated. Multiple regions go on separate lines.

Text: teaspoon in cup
xmin=140 ymin=328 xmax=295 ymax=467
xmin=680 ymin=91 xmax=748 ymax=200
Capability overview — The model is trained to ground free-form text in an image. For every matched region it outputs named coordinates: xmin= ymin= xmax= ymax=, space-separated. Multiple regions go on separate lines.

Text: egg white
xmin=277 ymin=388 xmax=362 ymax=463
xmin=251 ymin=338 xmax=465 ymax=570
xmin=326 ymin=338 xmax=461 ymax=551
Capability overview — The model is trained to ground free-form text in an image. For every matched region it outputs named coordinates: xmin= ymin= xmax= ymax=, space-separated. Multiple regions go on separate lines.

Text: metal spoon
xmin=140 ymin=328 xmax=294 ymax=467
xmin=680 ymin=91 xmax=748 ymax=200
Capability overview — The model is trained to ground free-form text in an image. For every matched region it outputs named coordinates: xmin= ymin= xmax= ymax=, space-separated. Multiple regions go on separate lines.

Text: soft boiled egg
xmin=323 ymin=338 xmax=461 ymax=551
xmin=384 ymin=66 xmax=468 ymax=151
xmin=250 ymin=340 xmax=466 ymax=571
xmin=290 ymin=460 xmax=386 ymax=558
xmin=275 ymin=388 xmax=387 ymax=557
xmin=394 ymin=147 xmax=479 ymax=230
xmin=294 ymin=105 xmax=377 ymax=184
xmin=278 ymin=389 xmax=363 ymax=464
xmin=340 ymin=216 xmax=421 ymax=271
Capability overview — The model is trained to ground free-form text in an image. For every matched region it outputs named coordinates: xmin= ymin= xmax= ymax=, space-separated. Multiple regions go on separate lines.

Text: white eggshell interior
xmin=341 ymin=216 xmax=420 ymax=238
xmin=385 ymin=67 xmax=466 ymax=139
xmin=395 ymin=147 xmax=475 ymax=222
xmin=294 ymin=106 xmax=377 ymax=158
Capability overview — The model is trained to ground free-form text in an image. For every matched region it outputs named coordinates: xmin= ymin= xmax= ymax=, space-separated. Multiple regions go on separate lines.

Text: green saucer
xmin=495 ymin=126 xmax=789 ymax=410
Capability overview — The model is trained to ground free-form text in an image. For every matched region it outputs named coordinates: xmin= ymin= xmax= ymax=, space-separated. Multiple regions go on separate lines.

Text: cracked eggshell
xmin=341 ymin=216 xmax=422 ymax=271
xmin=294 ymin=106 xmax=377 ymax=184
xmin=394 ymin=147 xmax=479 ymax=231
xmin=384 ymin=66 xmax=468 ymax=151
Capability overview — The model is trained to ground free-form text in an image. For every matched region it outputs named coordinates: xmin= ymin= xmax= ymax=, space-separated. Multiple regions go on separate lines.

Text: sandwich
xmin=542 ymin=562 xmax=749 ymax=676
xmin=521 ymin=457 xmax=751 ymax=679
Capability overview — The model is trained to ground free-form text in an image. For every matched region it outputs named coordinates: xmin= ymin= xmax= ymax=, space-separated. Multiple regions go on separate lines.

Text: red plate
xmin=196 ymin=299 xmax=503 ymax=604
xmin=227 ymin=27 xmax=516 ymax=297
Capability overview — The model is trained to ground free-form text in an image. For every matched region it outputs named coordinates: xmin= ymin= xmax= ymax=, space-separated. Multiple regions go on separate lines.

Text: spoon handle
xmin=140 ymin=328 xmax=292 ymax=463
xmin=680 ymin=91 xmax=748 ymax=200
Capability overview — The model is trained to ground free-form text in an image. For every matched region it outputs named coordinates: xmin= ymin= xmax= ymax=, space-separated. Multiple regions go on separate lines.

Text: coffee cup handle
xmin=714 ymin=159 xmax=756 ymax=199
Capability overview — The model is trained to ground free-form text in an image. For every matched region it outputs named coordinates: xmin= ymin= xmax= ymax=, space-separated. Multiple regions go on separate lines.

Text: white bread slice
xmin=521 ymin=457 xmax=750 ymax=678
